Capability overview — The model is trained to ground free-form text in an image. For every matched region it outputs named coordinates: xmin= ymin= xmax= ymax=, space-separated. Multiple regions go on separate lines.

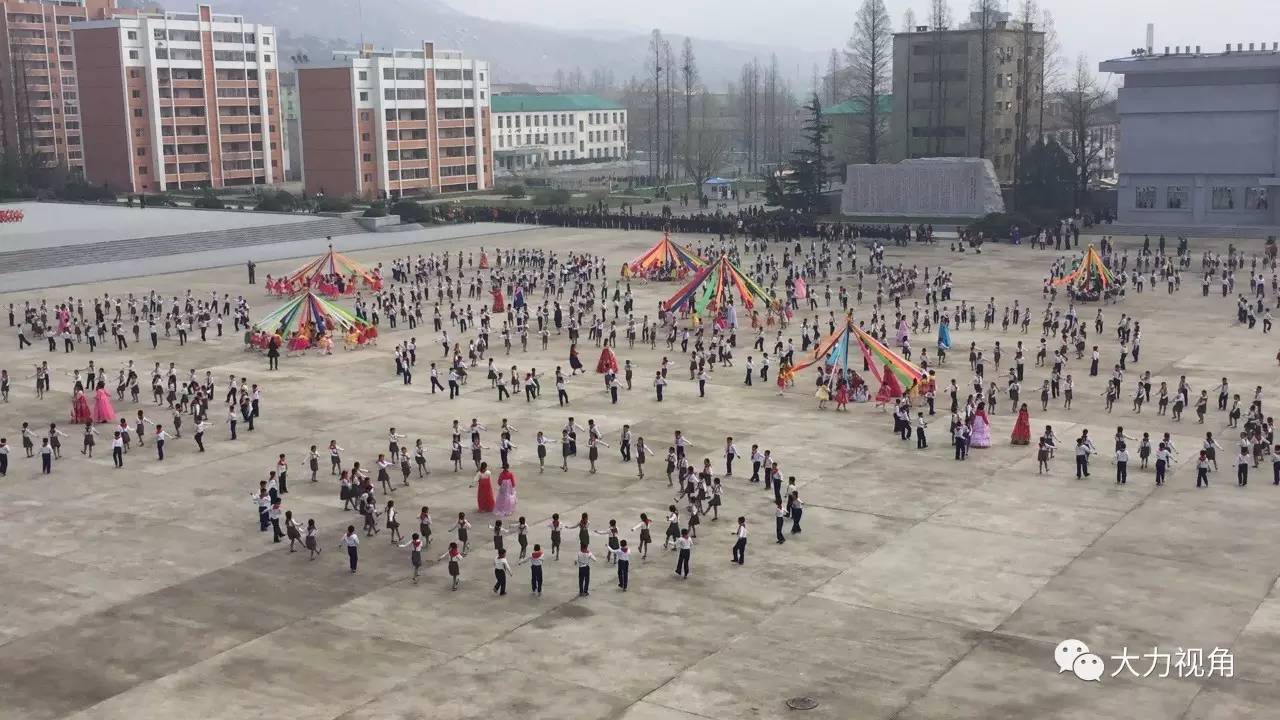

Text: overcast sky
xmin=444 ymin=0 xmax=1271 ymax=76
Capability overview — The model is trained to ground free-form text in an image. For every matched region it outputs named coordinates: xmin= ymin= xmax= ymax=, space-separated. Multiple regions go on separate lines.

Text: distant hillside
xmin=123 ymin=0 xmax=825 ymax=89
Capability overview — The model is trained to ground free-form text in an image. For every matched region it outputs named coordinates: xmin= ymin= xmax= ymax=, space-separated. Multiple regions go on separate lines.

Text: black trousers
xmin=577 ymin=566 xmax=590 ymax=594
xmin=531 ymin=565 xmax=543 ymax=592
xmin=732 ymin=538 xmax=746 ymax=564
xmin=775 ymin=516 xmax=785 ymax=542
xmin=676 ymin=549 xmax=690 ymax=577
xmin=617 ymin=559 xmax=629 ymax=589
xmin=1076 ymin=456 xmax=1088 ymax=477
xmin=493 ymin=568 xmax=507 ymax=594
xmin=112 ymin=447 xmax=123 ymax=467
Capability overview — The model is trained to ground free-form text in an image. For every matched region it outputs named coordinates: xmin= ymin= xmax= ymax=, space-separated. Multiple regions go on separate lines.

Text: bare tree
xmin=646 ymin=30 xmax=664 ymax=181
xmin=739 ymin=60 xmax=759 ymax=173
xmin=1059 ymin=55 xmax=1110 ymax=201
xmin=927 ymin=0 xmax=953 ymax=156
xmin=902 ymin=9 xmax=917 ymax=32
xmin=845 ymin=0 xmax=892 ymax=163
xmin=1011 ymin=0 xmax=1039 ymax=198
xmin=683 ymin=96 xmax=728 ymax=193
xmin=766 ymin=54 xmax=780 ymax=166
xmin=971 ymin=0 xmax=1002 ymax=160
xmin=663 ymin=39 xmax=676 ymax=180
xmin=680 ymin=38 xmax=698 ymax=182
xmin=825 ymin=49 xmax=843 ymax=105
xmin=1038 ymin=8 xmax=1064 ymax=137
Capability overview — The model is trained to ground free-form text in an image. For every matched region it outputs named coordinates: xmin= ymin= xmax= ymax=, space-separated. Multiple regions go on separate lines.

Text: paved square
xmin=0 ymin=217 xmax=1276 ymax=719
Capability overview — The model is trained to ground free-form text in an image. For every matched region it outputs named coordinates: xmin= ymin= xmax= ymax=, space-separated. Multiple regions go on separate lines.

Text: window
xmin=360 ymin=112 xmax=369 ymax=121
xmin=128 ymin=50 xmax=139 ymax=60
xmin=132 ymin=108 xmax=143 ymax=117
xmin=263 ymin=54 xmax=271 ymax=62
xmin=362 ymin=153 xmax=372 ymax=162
xmin=134 ymin=128 xmax=144 ymax=137
xmin=359 ymin=91 xmax=368 ymax=101
xmin=1135 ymin=186 xmax=1156 ymax=209
xmin=1211 ymin=186 xmax=1236 ymax=210
xmin=360 ymin=133 xmax=370 ymax=142
xmin=137 ymin=166 xmax=148 ymax=175
xmin=264 ymin=36 xmax=271 ymax=46
xmin=363 ymin=173 xmax=372 ymax=182
xmin=358 ymin=71 xmax=367 ymax=81
xmin=126 ymin=30 xmax=137 ymax=40
xmin=136 ymin=147 xmax=146 ymax=157
xmin=1241 ymin=186 xmax=1269 ymax=211
xmin=1167 ymin=186 xmax=1188 ymax=210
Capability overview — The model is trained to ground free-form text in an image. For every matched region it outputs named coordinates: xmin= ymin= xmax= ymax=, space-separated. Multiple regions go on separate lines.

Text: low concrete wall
xmin=356 ymin=215 xmax=401 ymax=231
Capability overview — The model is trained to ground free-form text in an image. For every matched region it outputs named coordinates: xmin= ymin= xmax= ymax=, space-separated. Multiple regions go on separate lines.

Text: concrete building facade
xmin=491 ymin=94 xmax=626 ymax=171
xmin=297 ymin=44 xmax=491 ymax=199
xmin=890 ymin=12 xmax=1044 ymax=182
xmin=1099 ymin=48 xmax=1280 ymax=226
xmin=72 ymin=4 xmax=283 ymax=193
xmin=0 ymin=0 xmax=130 ymax=176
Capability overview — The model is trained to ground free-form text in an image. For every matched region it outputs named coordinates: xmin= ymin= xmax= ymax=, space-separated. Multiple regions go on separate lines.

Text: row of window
xmin=357 ymin=68 xmax=485 ymax=82
xmin=495 ymin=111 xmax=624 ymax=129
xmin=1135 ymin=186 xmax=1270 ymax=211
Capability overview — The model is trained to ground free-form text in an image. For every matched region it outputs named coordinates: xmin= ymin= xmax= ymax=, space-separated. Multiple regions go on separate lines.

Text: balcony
xmin=160 ymin=96 xmax=206 ymax=108
xmin=169 ymin=116 xmax=208 ymax=126
xmin=167 ymin=153 xmax=210 ymax=163
xmin=390 ymin=158 xmax=431 ymax=169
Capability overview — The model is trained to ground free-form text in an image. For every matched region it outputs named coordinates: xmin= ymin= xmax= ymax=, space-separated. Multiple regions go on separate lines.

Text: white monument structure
xmin=841 ymin=158 xmax=1004 ymax=218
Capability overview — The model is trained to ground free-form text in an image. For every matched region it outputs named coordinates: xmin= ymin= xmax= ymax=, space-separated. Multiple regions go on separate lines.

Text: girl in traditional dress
xmin=969 ymin=402 xmax=992 ymax=448
xmin=71 ymin=389 xmax=92 ymax=424
xmin=92 ymin=382 xmax=116 ymax=423
xmin=494 ymin=464 xmax=517 ymax=517
xmin=1011 ymin=403 xmax=1032 ymax=445
xmin=474 ymin=462 xmax=495 ymax=513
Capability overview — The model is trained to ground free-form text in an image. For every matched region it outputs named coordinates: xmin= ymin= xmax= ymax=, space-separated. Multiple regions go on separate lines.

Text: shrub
xmin=504 ymin=183 xmax=527 ymax=198
xmin=141 ymin=193 xmax=177 ymax=207
xmin=362 ymin=200 xmax=388 ymax=218
xmin=315 ymin=195 xmax=354 ymax=213
xmin=391 ymin=199 xmax=431 ymax=224
xmin=193 ymin=189 xmax=225 ymax=209
xmin=58 ymin=181 xmax=116 ymax=203
xmin=532 ymin=188 xmax=570 ymax=207
xmin=256 ymin=190 xmax=298 ymax=212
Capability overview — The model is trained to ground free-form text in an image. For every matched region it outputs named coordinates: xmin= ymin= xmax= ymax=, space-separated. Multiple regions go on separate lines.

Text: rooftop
xmin=491 ymin=94 xmax=623 ymax=113
xmin=1100 ymin=45 xmax=1280 ymax=74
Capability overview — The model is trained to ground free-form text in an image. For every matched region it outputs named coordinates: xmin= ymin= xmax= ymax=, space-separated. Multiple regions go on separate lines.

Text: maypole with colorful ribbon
xmin=1052 ymin=244 xmax=1118 ymax=301
xmin=250 ymin=291 xmax=375 ymax=353
xmin=625 ymin=231 xmax=707 ymax=280
xmin=268 ymin=245 xmax=383 ymax=297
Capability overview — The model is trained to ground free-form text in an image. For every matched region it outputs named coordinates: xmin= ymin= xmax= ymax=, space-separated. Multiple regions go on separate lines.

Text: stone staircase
xmin=0 ymin=217 xmax=367 ymax=275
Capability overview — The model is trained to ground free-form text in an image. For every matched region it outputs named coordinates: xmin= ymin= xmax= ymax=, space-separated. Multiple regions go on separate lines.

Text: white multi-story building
xmin=491 ymin=94 xmax=627 ymax=171
xmin=72 ymin=4 xmax=284 ymax=192
xmin=299 ymin=43 xmax=491 ymax=198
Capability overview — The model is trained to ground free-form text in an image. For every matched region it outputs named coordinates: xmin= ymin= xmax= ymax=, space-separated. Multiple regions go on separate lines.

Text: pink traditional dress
xmin=970 ymin=405 xmax=993 ymax=448
xmin=71 ymin=390 xmax=92 ymax=424
xmin=494 ymin=468 xmax=517 ymax=517
xmin=92 ymin=386 xmax=116 ymax=424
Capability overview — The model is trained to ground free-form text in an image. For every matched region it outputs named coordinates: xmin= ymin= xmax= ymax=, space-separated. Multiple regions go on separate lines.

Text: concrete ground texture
xmin=0 ymin=207 xmax=1277 ymax=720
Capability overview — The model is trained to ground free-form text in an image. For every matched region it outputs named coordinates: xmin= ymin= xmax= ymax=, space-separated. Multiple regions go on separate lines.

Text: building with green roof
xmin=491 ymin=94 xmax=629 ymax=170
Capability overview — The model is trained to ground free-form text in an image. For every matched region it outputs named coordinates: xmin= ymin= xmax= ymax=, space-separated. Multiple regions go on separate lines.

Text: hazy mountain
xmin=124 ymin=0 xmax=826 ymax=89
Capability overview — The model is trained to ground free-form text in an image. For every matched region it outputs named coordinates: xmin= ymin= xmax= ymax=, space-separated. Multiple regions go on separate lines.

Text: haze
xmin=447 ymin=0 xmax=1272 ymax=80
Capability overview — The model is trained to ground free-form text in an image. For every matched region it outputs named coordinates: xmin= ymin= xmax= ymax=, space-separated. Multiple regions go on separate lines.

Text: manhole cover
xmin=786 ymin=697 xmax=819 ymax=710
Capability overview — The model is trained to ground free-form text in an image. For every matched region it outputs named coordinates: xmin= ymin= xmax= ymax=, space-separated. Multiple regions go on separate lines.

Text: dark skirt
xmin=448 ymin=560 xmax=460 ymax=577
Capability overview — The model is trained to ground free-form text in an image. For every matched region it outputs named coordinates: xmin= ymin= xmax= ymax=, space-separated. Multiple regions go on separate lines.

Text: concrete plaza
xmin=0 ymin=210 xmax=1277 ymax=719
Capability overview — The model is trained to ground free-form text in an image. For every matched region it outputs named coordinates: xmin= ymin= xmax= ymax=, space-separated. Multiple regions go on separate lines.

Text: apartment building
xmin=0 ymin=0 xmax=127 ymax=175
xmin=298 ymin=43 xmax=491 ymax=199
xmin=490 ymin=94 xmax=627 ymax=171
xmin=71 ymin=4 xmax=283 ymax=193
xmin=890 ymin=11 xmax=1045 ymax=182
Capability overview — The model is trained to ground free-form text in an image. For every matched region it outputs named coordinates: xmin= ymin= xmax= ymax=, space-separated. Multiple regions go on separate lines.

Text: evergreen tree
xmin=782 ymin=94 xmax=832 ymax=213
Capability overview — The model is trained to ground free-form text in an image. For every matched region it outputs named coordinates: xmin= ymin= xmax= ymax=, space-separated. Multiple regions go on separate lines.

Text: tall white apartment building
xmin=72 ymin=3 xmax=283 ymax=192
xmin=299 ymin=43 xmax=491 ymax=198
